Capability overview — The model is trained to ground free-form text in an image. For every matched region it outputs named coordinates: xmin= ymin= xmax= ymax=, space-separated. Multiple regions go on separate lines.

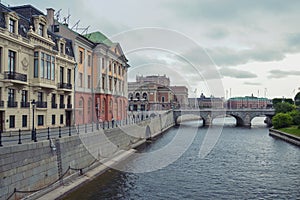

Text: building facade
xmin=46 ymin=10 xmax=129 ymax=124
xmin=188 ymin=93 xmax=225 ymax=109
xmin=227 ymin=95 xmax=273 ymax=109
xmin=128 ymin=75 xmax=188 ymax=111
xmin=0 ymin=4 xmax=75 ymax=132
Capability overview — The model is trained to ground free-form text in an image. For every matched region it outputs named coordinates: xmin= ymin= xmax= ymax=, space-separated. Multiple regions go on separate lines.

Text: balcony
xmin=20 ymin=102 xmax=30 ymax=108
xmin=0 ymin=101 xmax=4 ymax=108
xmin=51 ymin=103 xmax=57 ymax=109
xmin=7 ymin=101 xmax=18 ymax=108
xmin=36 ymin=101 xmax=47 ymax=108
xmin=67 ymin=104 xmax=72 ymax=109
xmin=59 ymin=103 xmax=65 ymax=109
xmin=4 ymin=71 xmax=27 ymax=82
xmin=57 ymin=83 xmax=72 ymax=90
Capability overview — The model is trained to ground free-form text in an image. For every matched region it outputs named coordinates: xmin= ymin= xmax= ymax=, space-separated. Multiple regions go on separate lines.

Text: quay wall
xmin=269 ymin=128 xmax=300 ymax=146
xmin=0 ymin=111 xmax=174 ymax=200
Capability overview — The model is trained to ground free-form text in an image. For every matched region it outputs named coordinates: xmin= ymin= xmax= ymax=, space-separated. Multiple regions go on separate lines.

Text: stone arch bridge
xmin=173 ymin=109 xmax=275 ymax=127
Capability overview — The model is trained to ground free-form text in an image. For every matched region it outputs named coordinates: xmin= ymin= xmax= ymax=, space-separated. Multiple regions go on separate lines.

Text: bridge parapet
xmin=173 ymin=109 xmax=275 ymax=127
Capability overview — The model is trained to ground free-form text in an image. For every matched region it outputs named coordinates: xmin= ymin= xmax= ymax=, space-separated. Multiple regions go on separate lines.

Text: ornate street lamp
xmin=95 ymin=103 xmax=99 ymax=130
xmin=31 ymin=99 xmax=36 ymax=141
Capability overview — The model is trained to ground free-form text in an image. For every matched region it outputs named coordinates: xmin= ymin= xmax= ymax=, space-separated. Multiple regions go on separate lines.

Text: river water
xmin=63 ymin=117 xmax=300 ymax=200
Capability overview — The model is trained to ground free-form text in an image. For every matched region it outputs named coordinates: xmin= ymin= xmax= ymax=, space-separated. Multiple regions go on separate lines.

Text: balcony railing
xmin=67 ymin=104 xmax=72 ymax=109
xmin=59 ymin=104 xmax=65 ymax=109
xmin=52 ymin=103 xmax=57 ymax=109
xmin=57 ymin=83 xmax=72 ymax=89
xmin=4 ymin=71 xmax=27 ymax=82
xmin=0 ymin=101 xmax=4 ymax=107
xmin=20 ymin=102 xmax=30 ymax=108
xmin=36 ymin=101 xmax=47 ymax=108
xmin=7 ymin=101 xmax=18 ymax=108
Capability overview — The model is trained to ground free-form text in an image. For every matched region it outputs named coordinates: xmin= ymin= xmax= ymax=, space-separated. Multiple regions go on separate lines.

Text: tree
xmin=272 ymin=113 xmax=293 ymax=129
xmin=288 ymin=110 xmax=300 ymax=125
xmin=274 ymin=102 xmax=295 ymax=114
xmin=294 ymin=92 xmax=300 ymax=106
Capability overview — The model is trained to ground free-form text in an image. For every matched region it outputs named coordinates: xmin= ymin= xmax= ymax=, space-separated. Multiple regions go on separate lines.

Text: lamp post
xmin=95 ymin=103 xmax=99 ymax=130
xmin=31 ymin=99 xmax=36 ymax=141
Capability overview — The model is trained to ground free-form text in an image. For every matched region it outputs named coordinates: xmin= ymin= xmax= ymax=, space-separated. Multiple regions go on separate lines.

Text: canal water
xmin=63 ymin=118 xmax=300 ymax=200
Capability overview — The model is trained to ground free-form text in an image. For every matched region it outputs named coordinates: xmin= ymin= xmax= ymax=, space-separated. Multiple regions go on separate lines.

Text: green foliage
xmin=273 ymin=98 xmax=294 ymax=105
xmin=272 ymin=113 xmax=293 ymax=129
xmin=288 ymin=110 xmax=300 ymax=125
xmin=274 ymin=102 xmax=295 ymax=114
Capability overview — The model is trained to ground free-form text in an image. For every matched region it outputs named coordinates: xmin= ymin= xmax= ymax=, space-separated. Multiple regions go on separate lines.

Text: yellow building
xmin=0 ymin=4 xmax=76 ymax=132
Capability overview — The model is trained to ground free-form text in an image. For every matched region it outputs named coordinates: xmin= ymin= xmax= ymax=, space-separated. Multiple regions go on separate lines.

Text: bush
xmin=288 ymin=110 xmax=300 ymax=125
xmin=272 ymin=113 xmax=293 ymax=129
xmin=274 ymin=102 xmax=295 ymax=114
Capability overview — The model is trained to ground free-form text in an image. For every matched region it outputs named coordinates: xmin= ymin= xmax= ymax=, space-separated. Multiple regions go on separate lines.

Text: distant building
xmin=128 ymin=75 xmax=188 ymax=111
xmin=0 ymin=4 xmax=76 ymax=132
xmin=227 ymin=95 xmax=273 ymax=109
xmin=188 ymin=93 xmax=225 ymax=109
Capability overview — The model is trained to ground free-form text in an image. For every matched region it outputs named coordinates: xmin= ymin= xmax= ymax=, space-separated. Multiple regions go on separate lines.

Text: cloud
xmin=219 ymin=67 xmax=257 ymax=79
xmin=244 ymin=82 xmax=261 ymax=86
xmin=268 ymin=69 xmax=300 ymax=78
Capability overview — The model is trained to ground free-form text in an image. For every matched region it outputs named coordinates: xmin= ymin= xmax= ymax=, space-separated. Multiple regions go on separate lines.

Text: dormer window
xmin=9 ymin=19 xmax=15 ymax=33
xmin=60 ymin=43 xmax=64 ymax=54
xmin=38 ymin=23 xmax=44 ymax=36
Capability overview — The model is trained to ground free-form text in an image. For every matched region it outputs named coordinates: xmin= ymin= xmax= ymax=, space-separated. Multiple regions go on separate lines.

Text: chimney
xmin=46 ymin=8 xmax=55 ymax=27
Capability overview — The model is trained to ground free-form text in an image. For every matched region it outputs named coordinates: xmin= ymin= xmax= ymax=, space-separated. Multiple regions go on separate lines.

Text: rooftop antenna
xmin=71 ymin=20 xmax=90 ymax=34
xmin=55 ymin=9 xmax=62 ymax=22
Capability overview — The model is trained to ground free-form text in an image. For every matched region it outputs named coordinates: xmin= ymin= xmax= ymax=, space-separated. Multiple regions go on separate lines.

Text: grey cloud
xmin=286 ymin=33 xmax=300 ymax=53
xmin=244 ymin=82 xmax=261 ymax=86
xmin=268 ymin=70 xmax=300 ymax=79
xmin=206 ymin=28 xmax=229 ymax=40
xmin=219 ymin=68 xmax=257 ymax=79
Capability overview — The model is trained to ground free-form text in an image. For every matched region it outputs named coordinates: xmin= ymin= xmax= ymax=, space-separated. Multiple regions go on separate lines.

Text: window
xmin=8 ymin=50 xmax=16 ymax=73
xmin=60 ymin=43 xmax=64 ymax=54
xmin=79 ymin=73 xmax=83 ymax=87
xmin=21 ymin=90 xmax=28 ymax=102
xmin=34 ymin=52 xmax=39 ymax=77
xmin=162 ymin=96 xmax=165 ymax=102
xmin=38 ymin=115 xmax=44 ymax=126
xmin=102 ymin=58 xmax=105 ymax=69
xmin=88 ymin=75 xmax=91 ymax=88
xmin=38 ymin=92 xmax=43 ymax=102
xmin=60 ymin=95 xmax=64 ymax=105
xmin=67 ymin=69 xmax=71 ymax=84
xmin=46 ymin=55 xmax=51 ymax=79
xmin=60 ymin=114 xmax=63 ymax=124
xmin=40 ymin=53 xmax=44 ymax=78
xmin=0 ymin=47 xmax=2 ymax=73
xmin=22 ymin=115 xmax=27 ymax=127
xmin=114 ymin=63 xmax=116 ymax=73
xmin=109 ymin=77 xmax=112 ymax=91
xmin=52 ymin=115 xmax=55 ymax=125
xmin=79 ymin=50 xmax=83 ymax=64
xmin=118 ymin=66 xmax=121 ymax=75
xmin=102 ymin=76 xmax=105 ymax=90
xmin=9 ymin=19 xmax=15 ymax=33
xmin=60 ymin=67 xmax=64 ymax=83
xmin=9 ymin=115 xmax=15 ymax=128
xmin=38 ymin=23 xmax=44 ymax=36
xmin=67 ymin=95 xmax=71 ymax=105
xmin=88 ymin=55 xmax=91 ymax=67
xmin=8 ymin=88 xmax=15 ymax=102
xmin=109 ymin=61 xmax=111 ymax=71
xmin=51 ymin=56 xmax=55 ymax=80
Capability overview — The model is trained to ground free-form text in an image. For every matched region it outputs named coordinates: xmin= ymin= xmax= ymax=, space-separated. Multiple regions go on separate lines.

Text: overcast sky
xmin=7 ymin=0 xmax=300 ymax=98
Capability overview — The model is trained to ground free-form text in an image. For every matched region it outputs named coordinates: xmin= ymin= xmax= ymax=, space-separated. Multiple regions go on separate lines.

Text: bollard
xmin=85 ymin=124 xmax=87 ymax=133
xmin=59 ymin=126 xmax=61 ymax=138
xmin=47 ymin=127 xmax=50 ymax=140
xmin=77 ymin=124 xmax=80 ymax=134
xmin=18 ymin=129 xmax=22 ymax=144
xmin=103 ymin=122 xmax=105 ymax=130
xmin=0 ymin=130 xmax=2 ymax=147
xmin=69 ymin=125 xmax=71 ymax=136
xmin=34 ymin=128 xmax=37 ymax=142
xmin=92 ymin=122 xmax=94 ymax=132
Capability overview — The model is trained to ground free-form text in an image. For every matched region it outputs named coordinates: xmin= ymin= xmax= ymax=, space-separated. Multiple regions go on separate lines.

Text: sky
xmin=6 ymin=0 xmax=300 ymax=99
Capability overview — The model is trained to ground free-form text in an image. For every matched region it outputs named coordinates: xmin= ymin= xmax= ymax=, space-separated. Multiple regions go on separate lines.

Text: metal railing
xmin=36 ymin=101 xmax=47 ymax=108
xmin=57 ymin=83 xmax=72 ymax=89
xmin=4 ymin=71 xmax=27 ymax=82
xmin=0 ymin=101 xmax=4 ymax=107
xmin=20 ymin=102 xmax=30 ymax=108
xmin=7 ymin=101 xmax=18 ymax=108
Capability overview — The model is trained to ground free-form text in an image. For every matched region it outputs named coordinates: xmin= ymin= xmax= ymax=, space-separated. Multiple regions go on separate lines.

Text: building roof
xmin=84 ymin=31 xmax=114 ymax=46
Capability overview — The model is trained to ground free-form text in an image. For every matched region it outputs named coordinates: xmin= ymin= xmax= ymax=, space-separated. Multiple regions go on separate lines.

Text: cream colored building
xmin=0 ymin=4 xmax=76 ymax=132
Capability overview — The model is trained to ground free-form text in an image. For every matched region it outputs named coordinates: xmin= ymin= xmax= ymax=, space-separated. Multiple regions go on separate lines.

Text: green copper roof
xmin=84 ymin=31 xmax=113 ymax=46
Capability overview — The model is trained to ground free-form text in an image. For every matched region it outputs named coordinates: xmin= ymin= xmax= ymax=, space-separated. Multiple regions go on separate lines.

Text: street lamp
xmin=95 ymin=103 xmax=99 ymax=130
xmin=31 ymin=99 xmax=36 ymax=141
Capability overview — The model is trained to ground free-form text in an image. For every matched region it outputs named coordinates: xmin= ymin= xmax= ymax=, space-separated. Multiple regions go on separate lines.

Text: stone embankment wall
xmin=269 ymin=128 xmax=300 ymax=146
xmin=0 ymin=111 xmax=174 ymax=200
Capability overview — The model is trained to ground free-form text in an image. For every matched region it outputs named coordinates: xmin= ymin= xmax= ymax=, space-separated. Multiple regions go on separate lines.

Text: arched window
xmin=143 ymin=93 xmax=148 ymax=100
xmin=135 ymin=93 xmax=140 ymax=100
